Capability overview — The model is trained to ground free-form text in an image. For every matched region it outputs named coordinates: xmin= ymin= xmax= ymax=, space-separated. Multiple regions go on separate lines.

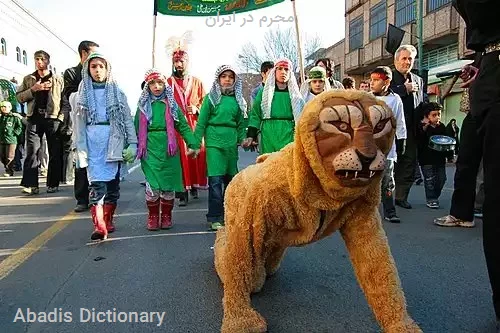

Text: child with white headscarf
xmin=71 ymin=52 xmax=137 ymax=241
xmin=194 ymin=65 xmax=247 ymax=231
xmin=300 ymin=66 xmax=331 ymax=103
xmin=243 ymin=58 xmax=305 ymax=154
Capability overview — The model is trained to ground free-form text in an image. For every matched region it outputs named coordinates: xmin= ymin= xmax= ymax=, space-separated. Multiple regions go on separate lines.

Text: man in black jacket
xmin=60 ymin=40 xmax=99 ymax=212
xmin=390 ymin=44 xmax=426 ymax=209
xmin=453 ymin=1 xmax=500 ymax=330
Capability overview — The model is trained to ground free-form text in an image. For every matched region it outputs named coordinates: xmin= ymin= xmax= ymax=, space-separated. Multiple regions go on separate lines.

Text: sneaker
xmin=47 ymin=186 xmax=59 ymax=193
xmin=384 ymin=215 xmax=401 ymax=223
xmin=434 ymin=215 xmax=475 ymax=228
xmin=395 ymin=200 xmax=412 ymax=209
xmin=3 ymin=173 xmax=12 ymax=177
xmin=74 ymin=204 xmax=89 ymax=212
xmin=210 ymin=222 xmax=224 ymax=231
xmin=426 ymin=201 xmax=439 ymax=209
xmin=22 ymin=187 xmax=39 ymax=195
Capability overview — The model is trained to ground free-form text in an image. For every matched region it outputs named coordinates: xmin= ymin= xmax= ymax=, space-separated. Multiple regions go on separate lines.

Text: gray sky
xmin=19 ymin=0 xmax=345 ymax=107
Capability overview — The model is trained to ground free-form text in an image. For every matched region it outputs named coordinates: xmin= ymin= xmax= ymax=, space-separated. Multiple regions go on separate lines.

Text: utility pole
xmin=416 ymin=0 xmax=424 ymax=76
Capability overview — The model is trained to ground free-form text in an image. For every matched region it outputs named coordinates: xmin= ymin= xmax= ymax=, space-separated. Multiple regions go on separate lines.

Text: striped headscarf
xmin=137 ymin=68 xmax=180 ymax=159
xmin=137 ymin=68 xmax=179 ymax=123
xmin=77 ymin=52 xmax=127 ymax=136
xmin=208 ymin=65 xmax=247 ymax=117
xmin=261 ymin=58 xmax=304 ymax=121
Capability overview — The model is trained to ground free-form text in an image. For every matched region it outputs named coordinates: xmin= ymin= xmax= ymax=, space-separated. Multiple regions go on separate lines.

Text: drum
xmin=429 ymin=135 xmax=456 ymax=152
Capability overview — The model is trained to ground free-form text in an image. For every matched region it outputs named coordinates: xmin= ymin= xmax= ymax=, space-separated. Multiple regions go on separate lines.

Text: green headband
xmin=308 ymin=66 xmax=326 ymax=80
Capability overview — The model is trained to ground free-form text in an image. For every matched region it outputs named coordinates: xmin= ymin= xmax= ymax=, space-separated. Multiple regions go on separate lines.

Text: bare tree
xmin=237 ymin=27 xmax=321 ymax=74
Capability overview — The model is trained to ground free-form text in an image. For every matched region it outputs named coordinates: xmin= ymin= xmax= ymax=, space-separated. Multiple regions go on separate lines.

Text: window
xmin=16 ymin=47 xmax=21 ymax=62
xmin=333 ymin=65 xmax=342 ymax=82
xmin=422 ymin=43 xmax=458 ymax=69
xmin=427 ymin=0 xmax=451 ymax=12
xmin=395 ymin=0 xmax=415 ymax=27
xmin=22 ymin=50 xmax=27 ymax=65
xmin=349 ymin=15 xmax=364 ymax=52
xmin=370 ymin=1 xmax=387 ymax=41
xmin=1 ymin=38 xmax=6 ymax=55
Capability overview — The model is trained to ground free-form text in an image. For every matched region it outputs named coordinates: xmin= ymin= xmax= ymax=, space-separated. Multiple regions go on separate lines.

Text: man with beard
xmin=244 ymin=58 xmax=305 ymax=154
xmin=166 ymin=34 xmax=207 ymax=206
xmin=390 ymin=44 xmax=426 ymax=209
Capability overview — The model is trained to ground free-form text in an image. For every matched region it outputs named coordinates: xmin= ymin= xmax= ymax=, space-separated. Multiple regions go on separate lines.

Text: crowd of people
xmin=0 ymin=2 xmax=498 ymax=326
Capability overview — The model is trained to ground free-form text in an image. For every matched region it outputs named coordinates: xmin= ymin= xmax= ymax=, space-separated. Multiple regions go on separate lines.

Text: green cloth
xmin=0 ymin=80 xmax=19 ymax=112
xmin=248 ymin=88 xmax=295 ymax=154
xmin=134 ymin=100 xmax=199 ymax=192
xmin=194 ymin=95 xmax=246 ymax=176
xmin=0 ymin=113 xmax=23 ymax=144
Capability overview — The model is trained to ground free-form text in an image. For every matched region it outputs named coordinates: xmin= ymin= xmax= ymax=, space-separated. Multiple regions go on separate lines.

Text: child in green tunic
xmin=194 ymin=65 xmax=247 ymax=231
xmin=0 ymin=101 xmax=23 ymax=177
xmin=136 ymin=69 xmax=200 ymax=231
xmin=244 ymin=58 xmax=305 ymax=154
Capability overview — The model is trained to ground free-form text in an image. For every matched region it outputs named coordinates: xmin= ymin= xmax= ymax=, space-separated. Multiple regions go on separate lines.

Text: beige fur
xmin=214 ymin=90 xmax=422 ymax=333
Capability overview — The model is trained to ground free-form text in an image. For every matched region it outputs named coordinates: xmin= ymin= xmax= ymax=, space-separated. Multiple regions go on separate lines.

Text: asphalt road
xmin=0 ymin=150 xmax=497 ymax=333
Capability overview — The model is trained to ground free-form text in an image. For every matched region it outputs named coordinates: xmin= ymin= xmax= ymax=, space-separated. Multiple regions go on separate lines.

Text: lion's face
xmin=313 ymin=96 xmax=395 ymax=187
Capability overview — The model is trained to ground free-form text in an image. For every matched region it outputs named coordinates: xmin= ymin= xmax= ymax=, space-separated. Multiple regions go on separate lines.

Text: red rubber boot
xmin=160 ymin=199 xmax=174 ymax=229
xmin=147 ymin=199 xmax=160 ymax=231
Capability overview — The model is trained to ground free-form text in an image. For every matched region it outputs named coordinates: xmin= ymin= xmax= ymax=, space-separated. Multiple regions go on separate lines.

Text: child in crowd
xmin=0 ymin=101 xmax=23 ymax=177
xmin=417 ymin=102 xmax=447 ymax=209
xmin=135 ymin=69 xmax=199 ymax=231
xmin=369 ymin=66 xmax=407 ymax=223
xmin=194 ymin=65 xmax=247 ymax=231
xmin=71 ymin=52 xmax=137 ymax=240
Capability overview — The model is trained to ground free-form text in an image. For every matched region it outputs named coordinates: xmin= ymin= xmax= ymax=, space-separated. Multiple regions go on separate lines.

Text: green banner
xmin=156 ymin=0 xmax=286 ymax=17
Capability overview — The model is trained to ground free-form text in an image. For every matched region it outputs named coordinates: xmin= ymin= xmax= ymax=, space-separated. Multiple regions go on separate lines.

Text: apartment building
xmin=307 ymin=0 xmax=473 ymax=125
xmin=0 ymin=0 xmax=77 ymax=82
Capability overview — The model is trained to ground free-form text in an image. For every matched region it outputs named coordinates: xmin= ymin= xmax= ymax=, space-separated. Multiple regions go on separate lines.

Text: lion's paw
xmin=221 ymin=309 xmax=267 ymax=333
xmin=385 ymin=319 xmax=422 ymax=333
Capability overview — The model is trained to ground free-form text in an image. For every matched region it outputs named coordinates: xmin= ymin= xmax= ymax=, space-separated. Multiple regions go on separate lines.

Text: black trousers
xmin=470 ymin=50 xmax=500 ymax=318
xmin=20 ymin=118 xmax=62 ymax=188
xmin=13 ymin=124 xmax=25 ymax=171
xmin=394 ymin=133 xmax=417 ymax=201
xmin=74 ymin=167 xmax=89 ymax=206
xmin=449 ymin=113 xmax=482 ymax=221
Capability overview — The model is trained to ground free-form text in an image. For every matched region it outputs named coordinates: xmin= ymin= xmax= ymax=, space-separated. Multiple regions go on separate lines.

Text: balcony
xmin=458 ymin=25 xmax=475 ymax=59
xmin=345 ymin=0 xmax=364 ymax=15
xmin=345 ymin=48 xmax=365 ymax=74
xmin=363 ymin=37 xmax=392 ymax=65
xmin=423 ymin=5 xmax=460 ymax=44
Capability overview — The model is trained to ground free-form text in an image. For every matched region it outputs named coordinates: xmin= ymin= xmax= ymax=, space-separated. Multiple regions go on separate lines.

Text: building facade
xmin=0 ymin=0 xmax=77 ymax=83
xmin=308 ymin=0 xmax=474 ymax=126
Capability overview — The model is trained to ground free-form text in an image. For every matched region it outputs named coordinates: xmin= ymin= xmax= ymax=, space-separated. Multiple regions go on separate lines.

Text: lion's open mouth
xmin=334 ymin=169 xmax=381 ymax=180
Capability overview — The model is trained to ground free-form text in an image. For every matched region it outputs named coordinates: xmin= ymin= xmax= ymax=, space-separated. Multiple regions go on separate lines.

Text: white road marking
xmin=86 ymin=230 xmax=216 ymax=246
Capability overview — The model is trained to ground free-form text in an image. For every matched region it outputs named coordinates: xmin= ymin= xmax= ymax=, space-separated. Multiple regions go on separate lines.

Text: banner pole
xmin=152 ymin=14 xmax=157 ymax=67
xmin=291 ymin=0 xmax=305 ymax=84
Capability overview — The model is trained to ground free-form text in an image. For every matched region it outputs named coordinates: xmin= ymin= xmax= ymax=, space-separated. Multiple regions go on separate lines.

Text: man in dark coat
xmin=390 ymin=44 xmax=426 ymax=209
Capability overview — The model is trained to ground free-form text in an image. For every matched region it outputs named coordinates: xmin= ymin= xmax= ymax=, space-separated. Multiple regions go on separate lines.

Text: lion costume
xmin=214 ymin=90 xmax=421 ymax=333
